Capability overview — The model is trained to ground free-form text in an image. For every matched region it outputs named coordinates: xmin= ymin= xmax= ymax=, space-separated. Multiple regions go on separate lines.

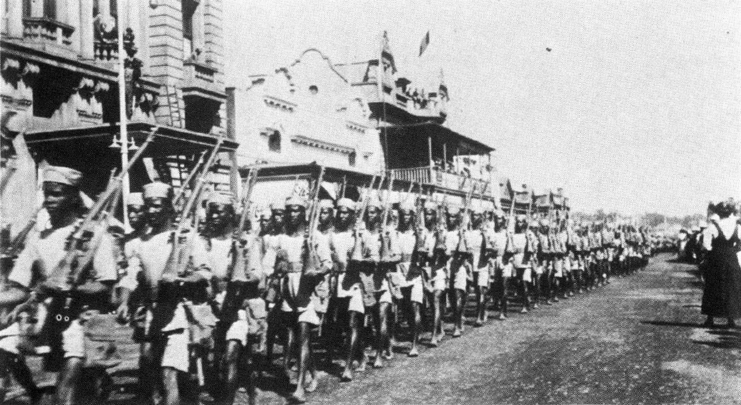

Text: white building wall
xmin=230 ymin=49 xmax=384 ymax=173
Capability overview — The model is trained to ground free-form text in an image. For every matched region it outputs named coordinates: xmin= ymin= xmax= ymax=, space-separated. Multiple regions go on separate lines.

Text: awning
xmin=25 ymin=121 xmax=238 ymax=155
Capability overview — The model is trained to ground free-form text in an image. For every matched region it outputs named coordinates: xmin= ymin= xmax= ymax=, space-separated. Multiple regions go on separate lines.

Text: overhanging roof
xmin=25 ymin=121 xmax=238 ymax=155
xmin=385 ymin=121 xmax=494 ymax=154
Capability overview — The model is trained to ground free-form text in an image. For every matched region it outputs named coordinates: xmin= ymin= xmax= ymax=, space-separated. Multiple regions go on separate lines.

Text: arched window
xmin=268 ymin=131 xmax=281 ymax=152
xmin=348 ymin=151 xmax=357 ymax=167
xmin=309 ymin=85 xmax=318 ymax=95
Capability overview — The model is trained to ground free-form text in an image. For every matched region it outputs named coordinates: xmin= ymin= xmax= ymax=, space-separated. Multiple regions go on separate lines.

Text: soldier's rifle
xmin=157 ymin=136 xmax=224 ymax=301
xmin=350 ymin=172 xmax=382 ymax=262
xmin=172 ymin=151 xmax=207 ymax=210
xmin=18 ymin=128 xmax=158 ymax=333
xmin=302 ymin=166 xmax=326 ymax=277
xmin=379 ymin=172 xmax=396 ymax=263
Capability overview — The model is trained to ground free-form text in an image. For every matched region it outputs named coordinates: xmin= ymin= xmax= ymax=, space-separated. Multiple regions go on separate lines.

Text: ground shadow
xmin=641 ymin=320 xmax=707 ymax=328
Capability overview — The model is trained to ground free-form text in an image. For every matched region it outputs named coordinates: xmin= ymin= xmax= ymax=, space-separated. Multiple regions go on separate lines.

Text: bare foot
xmin=408 ymin=347 xmax=419 ymax=357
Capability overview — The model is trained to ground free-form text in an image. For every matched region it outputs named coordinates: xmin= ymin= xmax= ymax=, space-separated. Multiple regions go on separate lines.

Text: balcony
xmin=94 ymin=40 xmax=118 ymax=61
xmin=181 ymin=60 xmax=224 ymax=101
xmin=22 ymin=17 xmax=74 ymax=48
xmin=391 ymin=166 xmax=490 ymax=194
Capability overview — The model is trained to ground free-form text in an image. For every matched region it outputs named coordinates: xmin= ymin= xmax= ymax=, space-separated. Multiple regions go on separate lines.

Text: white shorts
xmin=402 ymin=276 xmax=424 ymax=304
xmin=553 ymin=258 xmax=564 ymax=277
xmin=161 ymin=330 xmax=189 ymax=372
xmin=449 ymin=259 xmax=469 ymax=291
xmin=62 ymin=320 xmax=85 ymax=359
xmin=476 ymin=267 xmax=490 ymax=287
xmin=517 ymin=267 xmax=532 ymax=283
xmin=0 ymin=324 xmax=20 ymax=355
xmin=377 ymin=289 xmax=393 ymax=305
xmin=225 ymin=310 xmax=249 ymax=347
xmin=336 ymin=273 xmax=365 ymax=314
xmin=431 ymin=266 xmax=447 ymax=292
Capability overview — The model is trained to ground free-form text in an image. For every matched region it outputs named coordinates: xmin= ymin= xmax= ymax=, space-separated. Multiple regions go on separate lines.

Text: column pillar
xmin=67 ymin=0 xmax=80 ymax=53
xmin=7 ymin=0 xmax=24 ymax=38
xmin=80 ymin=0 xmax=95 ymax=60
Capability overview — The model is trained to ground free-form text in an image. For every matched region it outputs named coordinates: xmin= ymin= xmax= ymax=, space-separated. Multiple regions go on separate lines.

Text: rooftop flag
xmin=419 ymin=30 xmax=430 ymax=57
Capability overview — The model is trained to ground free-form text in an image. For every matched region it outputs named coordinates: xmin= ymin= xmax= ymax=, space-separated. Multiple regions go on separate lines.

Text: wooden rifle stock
xmin=379 ymin=172 xmax=395 ymax=262
xmin=303 ymin=166 xmax=326 ymax=276
xmin=350 ymin=173 xmax=379 ymax=262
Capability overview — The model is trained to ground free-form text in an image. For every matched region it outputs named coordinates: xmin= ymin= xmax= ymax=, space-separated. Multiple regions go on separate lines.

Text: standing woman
xmin=701 ymin=200 xmax=741 ymax=328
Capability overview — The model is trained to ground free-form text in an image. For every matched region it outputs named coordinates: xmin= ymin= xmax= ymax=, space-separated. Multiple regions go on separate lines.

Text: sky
xmin=223 ymin=0 xmax=741 ymax=216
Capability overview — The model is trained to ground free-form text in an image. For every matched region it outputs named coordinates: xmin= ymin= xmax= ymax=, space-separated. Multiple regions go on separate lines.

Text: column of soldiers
xmin=0 ymin=166 xmax=655 ymax=405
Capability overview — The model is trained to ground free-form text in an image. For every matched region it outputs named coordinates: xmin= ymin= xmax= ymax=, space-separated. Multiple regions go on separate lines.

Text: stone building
xmin=227 ymin=48 xmax=385 ymax=174
xmin=0 ymin=0 xmax=232 ymax=231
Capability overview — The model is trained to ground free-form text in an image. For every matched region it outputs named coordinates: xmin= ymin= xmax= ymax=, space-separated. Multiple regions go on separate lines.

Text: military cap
xmin=143 ymin=182 xmax=171 ymax=200
xmin=43 ymin=165 xmax=82 ymax=187
xmin=494 ymin=209 xmax=506 ymax=218
xmin=207 ymin=191 xmax=236 ymax=206
xmin=398 ymin=200 xmax=415 ymax=213
xmin=690 ymin=225 xmax=700 ymax=232
xmin=366 ymin=195 xmax=382 ymax=210
xmin=529 ymin=220 xmax=539 ymax=228
xmin=423 ymin=201 xmax=437 ymax=210
xmin=127 ymin=192 xmax=144 ymax=207
xmin=318 ymin=199 xmax=335 ymax=210
xmin=259 ymin=209 xmax=272 ymax=220
xmin=516 ymin=214 xmax=527 ymax=222
xmin=285 ymin=195 xmax=307 ymax=208
xmin=539 ymin=219 xmax=550 ymax=227
xmin=446 ymin=206 xmax=461 ymax=216
xmin=470 ymin=203 xmax=483 ymax=214
xmin=698 ymin=221 xmax=708 ymax=229
xmin=270 ymin=203 xmax=285 ymax=212
xmin=336 ymin=198 xmax=355 ymax=210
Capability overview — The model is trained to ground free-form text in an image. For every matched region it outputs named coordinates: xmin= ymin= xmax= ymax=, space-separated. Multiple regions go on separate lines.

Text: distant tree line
xmin=570 ymin=209 xmax=706 ymax=230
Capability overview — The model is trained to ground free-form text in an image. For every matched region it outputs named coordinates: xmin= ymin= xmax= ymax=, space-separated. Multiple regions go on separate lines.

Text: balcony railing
xmin=391 ymin=166 xmax=489 ymax=193
xmin=94 ymin=40 xmax=118 ymax=61
xmin=23 ymin=17 xmax=74 ymax=47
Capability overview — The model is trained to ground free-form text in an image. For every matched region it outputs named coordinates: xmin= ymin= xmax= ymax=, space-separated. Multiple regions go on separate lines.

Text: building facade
xmin=227 ymin=48 xmax=385 ymax=174
xmin=0 ymin=0 xmax=229 ymax=231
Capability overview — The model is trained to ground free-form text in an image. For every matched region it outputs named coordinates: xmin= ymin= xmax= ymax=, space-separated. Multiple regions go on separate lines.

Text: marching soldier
xmin=395 ymin=200 xmax=423 ymax=356
xmin=274 ymin=195 xmax=332 ymax=403
xmin=551 ymin=220 xmax=568 ymax=301
xmin=535 ymin=219 xmax=553 ymax=306
xmin=199 ymin=192 xmax=264 ymax=405
xmin=119 ymin=182 xmax=213 ymax=405
xmin=329 ymin=198 xmax=366 ymax=382
xmin=507 ymin=215 xmax=538 ymax=313
xmin=489 ymin=210 xmax=511 ymax=320
xmin=469 ymin=204 xmax=493 ymax=326
xmin=444 ymin=206 xmax=468 ymax=338
xmin=2 ymin=166 xmax=118 ymax=405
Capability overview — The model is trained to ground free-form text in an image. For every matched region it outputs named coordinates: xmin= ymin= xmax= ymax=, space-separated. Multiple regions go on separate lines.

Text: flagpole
xmin=117 ymin=0 xmax=130 ymax=229
xmin=378 ymin=31 xmax=389 ymax=170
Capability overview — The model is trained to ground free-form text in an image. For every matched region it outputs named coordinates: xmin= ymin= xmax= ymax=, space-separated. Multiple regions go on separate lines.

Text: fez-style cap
xmin=207 ymin=191 xmax=235 ymax=206
xmin=43 ymin=165 xmax=82 ymax=187
xmin=285 ymin=195 xmax=307 ymax=208
xmin=127 ymin=192 xmax=144 ymax=206
xmin=366 ymin=196 xmax=382 ymax=210
xmin=398 ymin=200 xmax=415 ymax=213
xmin=336 ymin=198 xmax=355 ymax=210
xmin=319 ymin=199 xmax=335 ymax=210
xmin=446 ymin=206 xmax=461 ymax=215
xmin=143 ymin=182 xmax=171 ymax=200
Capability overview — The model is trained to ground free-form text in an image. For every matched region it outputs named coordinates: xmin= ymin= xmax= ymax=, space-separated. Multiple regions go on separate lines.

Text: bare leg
xmin=498 ymin=276 xmax=509 ymax=319
xmin=55 ymin=357 xmax=83 ymax=405
xmin=519 ymin=273 xmax=530 ymax=313
xmin=224 ymin=340 xmax=241 ymax=404
xmin=284 ymin=318 xmax=296 ymax=384
xmin=373 ymin=302 xmax=390 ymax=368
xmin=161 ymin=367 xmax=180 ymax=405
xmin=430 ymin=290 xmax=444 ymax=346
xmin=452 ymin=289 xmax=465 ymax=336
xmin=409 ymin=302 xmax=421 ymax=356
xmin=341 ymin=310 xmax=362 ymax=381
xmin=290 ymin=322 xmax=313 ymax=403
xmin=475 ymin=285 xmax=489 ymax=325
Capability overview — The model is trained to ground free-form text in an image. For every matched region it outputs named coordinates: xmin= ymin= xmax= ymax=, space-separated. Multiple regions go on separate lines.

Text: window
xmin=348 ymin=151 xmax=356 ymax=167
xmin=22 ymin=0 xmax=56 ymax=18
xmin=309 ymin=85 xmax=318 ymax=95
xmin=268 ymin=131 xmax=281 ymax=152
xmin=182 ymin=0 xmax=197 ymax=56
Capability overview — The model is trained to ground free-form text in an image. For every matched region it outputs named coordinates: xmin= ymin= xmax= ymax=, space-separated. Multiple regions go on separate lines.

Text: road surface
xmin=7 ymin=254 xmax=741 ymax=404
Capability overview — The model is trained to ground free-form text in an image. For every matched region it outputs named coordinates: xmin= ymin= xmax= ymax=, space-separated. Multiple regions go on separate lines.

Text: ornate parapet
xmin=1 ymin=57 xmax=39 ymax=113
xmin=22 ymin=17 xmax=75 ymax=48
